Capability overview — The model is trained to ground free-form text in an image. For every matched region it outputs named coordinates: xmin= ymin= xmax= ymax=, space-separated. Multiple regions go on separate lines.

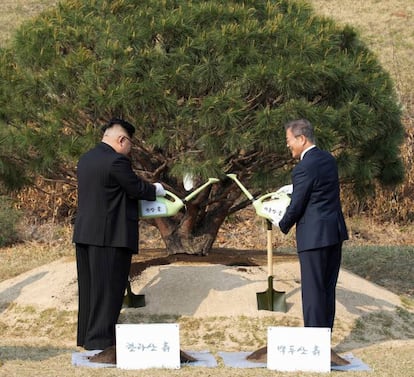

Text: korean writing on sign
xmin=140 ymin=200 xmax=168 ymax=217
xmin=263 ymin=203 xmax=285 ymax=218
xmin=116 ymin=324 xmax=180 ymax=369
xmin=262 ymin=199 xmax=289 ymax=225
xmin=125 ymin=341 xmax=171 ymax=353
xmin=267 ymin=327 xmax=331 ymax=372
xmin=276 ymin=344 xmax=321 ymax=356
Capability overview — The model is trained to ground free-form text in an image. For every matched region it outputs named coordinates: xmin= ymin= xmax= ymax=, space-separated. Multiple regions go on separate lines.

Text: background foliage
xmin=0 ymin=196 xmax=21 ymax=246
xmin=0 ymin=0 xmax=408 ymax=231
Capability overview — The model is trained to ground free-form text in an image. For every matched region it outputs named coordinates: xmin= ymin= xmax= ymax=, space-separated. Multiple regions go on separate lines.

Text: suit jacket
xmin=73 ymin=142 xmax=156 ymax=253
xmin=279 ymin=147 xmax=348 ymax=252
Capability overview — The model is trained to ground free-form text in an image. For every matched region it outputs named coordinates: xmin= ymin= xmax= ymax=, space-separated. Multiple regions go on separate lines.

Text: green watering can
xmin=226 ymin=174 xmax=291 ymax=225
xmin=227 ymin=173 xmax=290 ymax=313
xmin=139 ymin=177 xmax=219 ymax=218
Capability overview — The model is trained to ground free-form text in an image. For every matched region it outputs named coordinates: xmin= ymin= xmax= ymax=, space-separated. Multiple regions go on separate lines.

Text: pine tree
xmin=0 ymin=0 xmax=404 ymax=254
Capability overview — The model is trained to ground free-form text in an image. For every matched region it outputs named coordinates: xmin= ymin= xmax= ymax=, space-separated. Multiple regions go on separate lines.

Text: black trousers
xmin=76 ymin=244 xmax=132 ymax=350
xmin=298 ymin=243 xmax=342 ymax=330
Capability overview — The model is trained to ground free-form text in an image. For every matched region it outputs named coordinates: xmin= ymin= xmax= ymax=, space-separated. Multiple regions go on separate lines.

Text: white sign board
xmin=116 ymin=324 xmax=180 ymax=369
xmin=261 ymin=199 xmax=289 ymax=225
xmin=139 ymin=200 xmax=168 ymax=217
xmin=267 ymin=327 xmax=331 ymax=372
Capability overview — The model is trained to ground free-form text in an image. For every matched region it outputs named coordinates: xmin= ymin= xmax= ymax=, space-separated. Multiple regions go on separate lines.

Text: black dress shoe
xmin=331 ymin=349 xmax=350 ymax=366
xmin=88 ymin=345 xmax=116 ymax=364
xmin=180 ymin=350 xmax=197 ymax=363
xmin=246 ymin=346 xmax=267 ymax=363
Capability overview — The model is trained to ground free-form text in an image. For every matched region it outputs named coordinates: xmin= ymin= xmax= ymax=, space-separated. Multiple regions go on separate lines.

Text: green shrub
xmin=0 ymin=195 xmax=22 ymax=246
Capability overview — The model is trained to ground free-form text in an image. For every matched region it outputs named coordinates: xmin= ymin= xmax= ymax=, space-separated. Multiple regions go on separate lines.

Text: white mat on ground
xmin=218 ymin=351 xmax=371 ymax=371
xmin=182 ymin=350 xmax=217 ymax=367
xmin=218 ymin=351 xmax=266 ymax=368
xmin=331 ymin=353 xmax=371 ymax=371
xmin=72 ymin=350 xmax=115 ymax=368
xmin=72 ymin=350 xmax=217 ymax=368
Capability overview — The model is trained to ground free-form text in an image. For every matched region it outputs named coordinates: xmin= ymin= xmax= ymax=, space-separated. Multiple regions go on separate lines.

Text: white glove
xmin=154 ymin=182 xmax=166 ymax=196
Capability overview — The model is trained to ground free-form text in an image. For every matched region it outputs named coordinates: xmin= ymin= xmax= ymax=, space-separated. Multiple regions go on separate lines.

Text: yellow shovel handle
xmin=267 ymin=220 xmax=273 ymax=277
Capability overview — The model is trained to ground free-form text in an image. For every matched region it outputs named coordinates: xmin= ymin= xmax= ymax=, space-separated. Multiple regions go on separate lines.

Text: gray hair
xmin=284 ymin=119 xmax=315 ymax=144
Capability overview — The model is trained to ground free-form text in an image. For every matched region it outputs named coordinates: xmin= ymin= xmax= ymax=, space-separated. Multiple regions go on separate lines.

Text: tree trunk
xmin=164 ymin=231 xmax=216 ymax=255
xmin=153 ymin=199 xmax=231 ymax=255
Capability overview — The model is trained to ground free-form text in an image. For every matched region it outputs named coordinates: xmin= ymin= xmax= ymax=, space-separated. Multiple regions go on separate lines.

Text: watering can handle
xmin=183 ymin=178 xmax=220 ymax=202
xmin=257 ymin=192 xmax=275 ymax=202
xmin=256 ymin=191 xmax=290 ymax=202
xmin=162 ymin=190 xmax=181 ymax=202
xmin=226 ymin=174 xmax=254 ymax=201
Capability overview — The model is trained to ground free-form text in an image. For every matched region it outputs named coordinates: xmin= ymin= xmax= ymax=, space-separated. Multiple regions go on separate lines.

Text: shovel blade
xmin=124 ymin=281 xmax=146 ymax=308
xmin=124 ymin=292 xmax=146 ymax=308
xmin=256 ymin=290 xmax=287 ymax=312
xmin=256 ymin=276 xmax=287 ymax=312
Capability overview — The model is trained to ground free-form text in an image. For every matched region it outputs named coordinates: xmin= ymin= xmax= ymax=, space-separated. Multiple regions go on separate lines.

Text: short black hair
xmin=101 ymin=118 xmax=135 ymax=137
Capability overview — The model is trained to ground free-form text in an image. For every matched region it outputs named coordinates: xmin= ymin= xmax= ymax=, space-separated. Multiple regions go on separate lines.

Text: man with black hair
xmin=73 ymin=118 xmax=166 ymax=352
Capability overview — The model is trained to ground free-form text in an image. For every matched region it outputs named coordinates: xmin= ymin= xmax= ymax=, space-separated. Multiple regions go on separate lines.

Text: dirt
xmin=130 ymin=247 xmax=297 ymax=276
xmin=0 ymin=247 xmax=413 ymax=377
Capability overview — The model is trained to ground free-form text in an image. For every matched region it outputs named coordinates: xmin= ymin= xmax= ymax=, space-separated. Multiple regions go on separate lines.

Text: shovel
xmin=123 ymin=278 xmax=146 ymax=308
xmin=256 ymin=220 xmax=287 ymax=312
xmin=227 ymin=174 xmax=288 ymax=312
xmin=139 ymin=178 xmax=219 ymax=218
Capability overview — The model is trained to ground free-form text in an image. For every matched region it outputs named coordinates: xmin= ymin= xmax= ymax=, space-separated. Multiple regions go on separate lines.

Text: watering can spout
xmin=226 ymin=174 xmax=254 ymax=200
xmin=183 ymin=177 xmax=219 ymax=203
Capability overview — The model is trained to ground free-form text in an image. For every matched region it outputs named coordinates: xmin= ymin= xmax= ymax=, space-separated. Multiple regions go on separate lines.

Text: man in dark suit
xmin=278 ymin=119 xmax=349 ymax=366
xmin=73 ymin=118 xmax=165 ymax=352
